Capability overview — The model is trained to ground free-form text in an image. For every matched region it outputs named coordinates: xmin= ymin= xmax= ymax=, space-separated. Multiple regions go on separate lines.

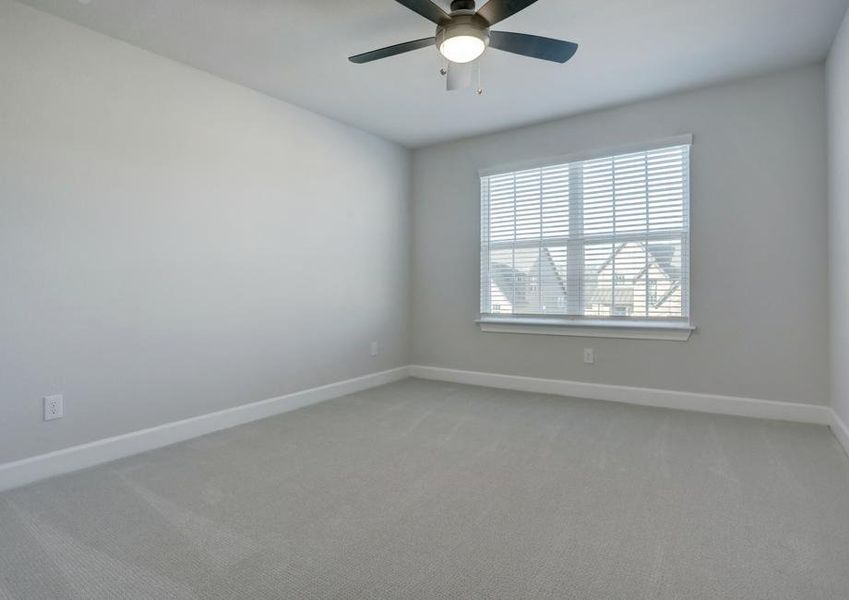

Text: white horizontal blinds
xmin=580 ymin=146 xmax=689 ymax=319
xmin=482 ymin=165 xmax=571 ymax=316
xmin=481 ymin=142 xmax=690 ymax=321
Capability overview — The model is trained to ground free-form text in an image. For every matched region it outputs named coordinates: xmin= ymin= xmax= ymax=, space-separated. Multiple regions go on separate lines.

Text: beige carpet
xmin=1 ymin=378 xmax=848 ymax=599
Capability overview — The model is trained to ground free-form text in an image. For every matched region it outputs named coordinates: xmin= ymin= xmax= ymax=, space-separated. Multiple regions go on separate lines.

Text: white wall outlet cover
xmin=370 ymin=341 xmax=379 ymax=357
xmin=43 ymin=394 xmax=64 ymax=421
xmin=583 ymin=348 xmax=595 ymax=364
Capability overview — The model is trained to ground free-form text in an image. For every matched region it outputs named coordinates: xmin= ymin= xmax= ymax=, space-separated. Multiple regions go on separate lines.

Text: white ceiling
xmin=19 ymin=0 xmax=849 ymax=147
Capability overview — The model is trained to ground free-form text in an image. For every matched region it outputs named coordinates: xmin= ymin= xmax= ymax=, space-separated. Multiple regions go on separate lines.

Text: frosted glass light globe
xmin=439 ymin=35 xmax=486 ymax=64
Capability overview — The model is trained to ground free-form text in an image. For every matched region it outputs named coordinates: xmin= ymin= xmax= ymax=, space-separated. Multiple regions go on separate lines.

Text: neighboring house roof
xmin=585 ymin=286 xmax=634 ymax=306
xmin=654 ymin=280 xmax=681 ymax=308
xmin=595 ymin=242 xmax=681 ymax=281
xmin=490 ymin=247 xmax=567 ymax=305
xmin=589 ymin=241 xmax=682 ymax=307
xmin=490 ymin=262 xmax=525 ymax=304
xmin=489 ymin=281 xmax=513 ymax=312
xmin=645 ymin=243 xmax=682 ymax=282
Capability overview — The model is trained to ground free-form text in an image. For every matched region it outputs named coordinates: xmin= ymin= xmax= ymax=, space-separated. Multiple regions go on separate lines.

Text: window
xmin=479 ymin=137 xmax=691 ymax=336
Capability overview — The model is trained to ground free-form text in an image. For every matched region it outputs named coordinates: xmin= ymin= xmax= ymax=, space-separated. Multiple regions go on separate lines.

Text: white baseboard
xmin=832 ymin=410 xmax=849 ymax=458
xmin=409 ymin=365 xmax=832 ymax=426
xmin=2 ymin=364 xmax=839 ymax=494
xmin=0 ymin=366 xmax=410 ymax=493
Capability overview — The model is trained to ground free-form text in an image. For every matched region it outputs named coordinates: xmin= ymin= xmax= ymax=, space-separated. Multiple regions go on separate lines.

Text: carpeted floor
xmin=1 ymin=378 xmax=848 ymax=599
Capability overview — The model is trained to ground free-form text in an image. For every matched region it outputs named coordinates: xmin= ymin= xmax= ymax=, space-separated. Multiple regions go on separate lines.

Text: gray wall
xmin=0 ymin=1 xmax=411 ymax=463
xmin=412 ymin=65 xmax=829 ymax=406
xmin=829 ymin=8 xmax=849 ymax=425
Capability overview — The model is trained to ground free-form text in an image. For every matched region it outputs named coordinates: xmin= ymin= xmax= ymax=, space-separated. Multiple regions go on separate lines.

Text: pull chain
xmin=476 ymin=61 xmax=483 ymax=95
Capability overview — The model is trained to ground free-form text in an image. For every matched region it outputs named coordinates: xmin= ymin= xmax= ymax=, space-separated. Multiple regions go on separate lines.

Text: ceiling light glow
xmin=439 ymin=35 xmax=486 ymax=64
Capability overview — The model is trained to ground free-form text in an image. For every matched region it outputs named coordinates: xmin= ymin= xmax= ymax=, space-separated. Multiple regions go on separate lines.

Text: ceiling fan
xmin=349 ymin=0 xmax=578 ymax=78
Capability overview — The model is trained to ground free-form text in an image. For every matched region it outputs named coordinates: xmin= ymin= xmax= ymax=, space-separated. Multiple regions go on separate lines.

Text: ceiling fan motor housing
xmin=450 ymin=0 xmax=476 ymax=11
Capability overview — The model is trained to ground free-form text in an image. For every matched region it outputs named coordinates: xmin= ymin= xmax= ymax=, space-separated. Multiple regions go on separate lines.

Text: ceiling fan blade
xmin=477 ymin=0 xmax=541 ymax=26
xmin=349 ymin=37 xmax=436 ymax=64
xmin=489 ymin=31 xmax=578 ymax=63
xmin=393 ymin=0 xmax=450 ymax=24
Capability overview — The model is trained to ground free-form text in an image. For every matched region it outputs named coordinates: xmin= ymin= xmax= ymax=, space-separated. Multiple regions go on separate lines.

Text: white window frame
xmin=477 ymin=135 xmax=695 ymax=341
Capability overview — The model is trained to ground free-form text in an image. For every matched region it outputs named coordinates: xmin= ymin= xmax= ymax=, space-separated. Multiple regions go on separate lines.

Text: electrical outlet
xmin=583 ymin=348 xmax=595 ymax=365
xmin=370 ymin=341 xmax=379 ymax=357
xmin=43 ymin=394 xmax=64 ymax=421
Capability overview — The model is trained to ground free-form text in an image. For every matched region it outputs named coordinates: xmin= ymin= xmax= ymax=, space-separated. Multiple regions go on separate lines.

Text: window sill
xmin=476 ymin=318 xmax=695 ymax=341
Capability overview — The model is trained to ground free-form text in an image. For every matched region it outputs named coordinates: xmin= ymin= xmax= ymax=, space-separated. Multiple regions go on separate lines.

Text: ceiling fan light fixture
xmin=439 ymin=34 xmax=486 ymax=63
xmin=436 ymin=16 xmax=490 ymax=64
